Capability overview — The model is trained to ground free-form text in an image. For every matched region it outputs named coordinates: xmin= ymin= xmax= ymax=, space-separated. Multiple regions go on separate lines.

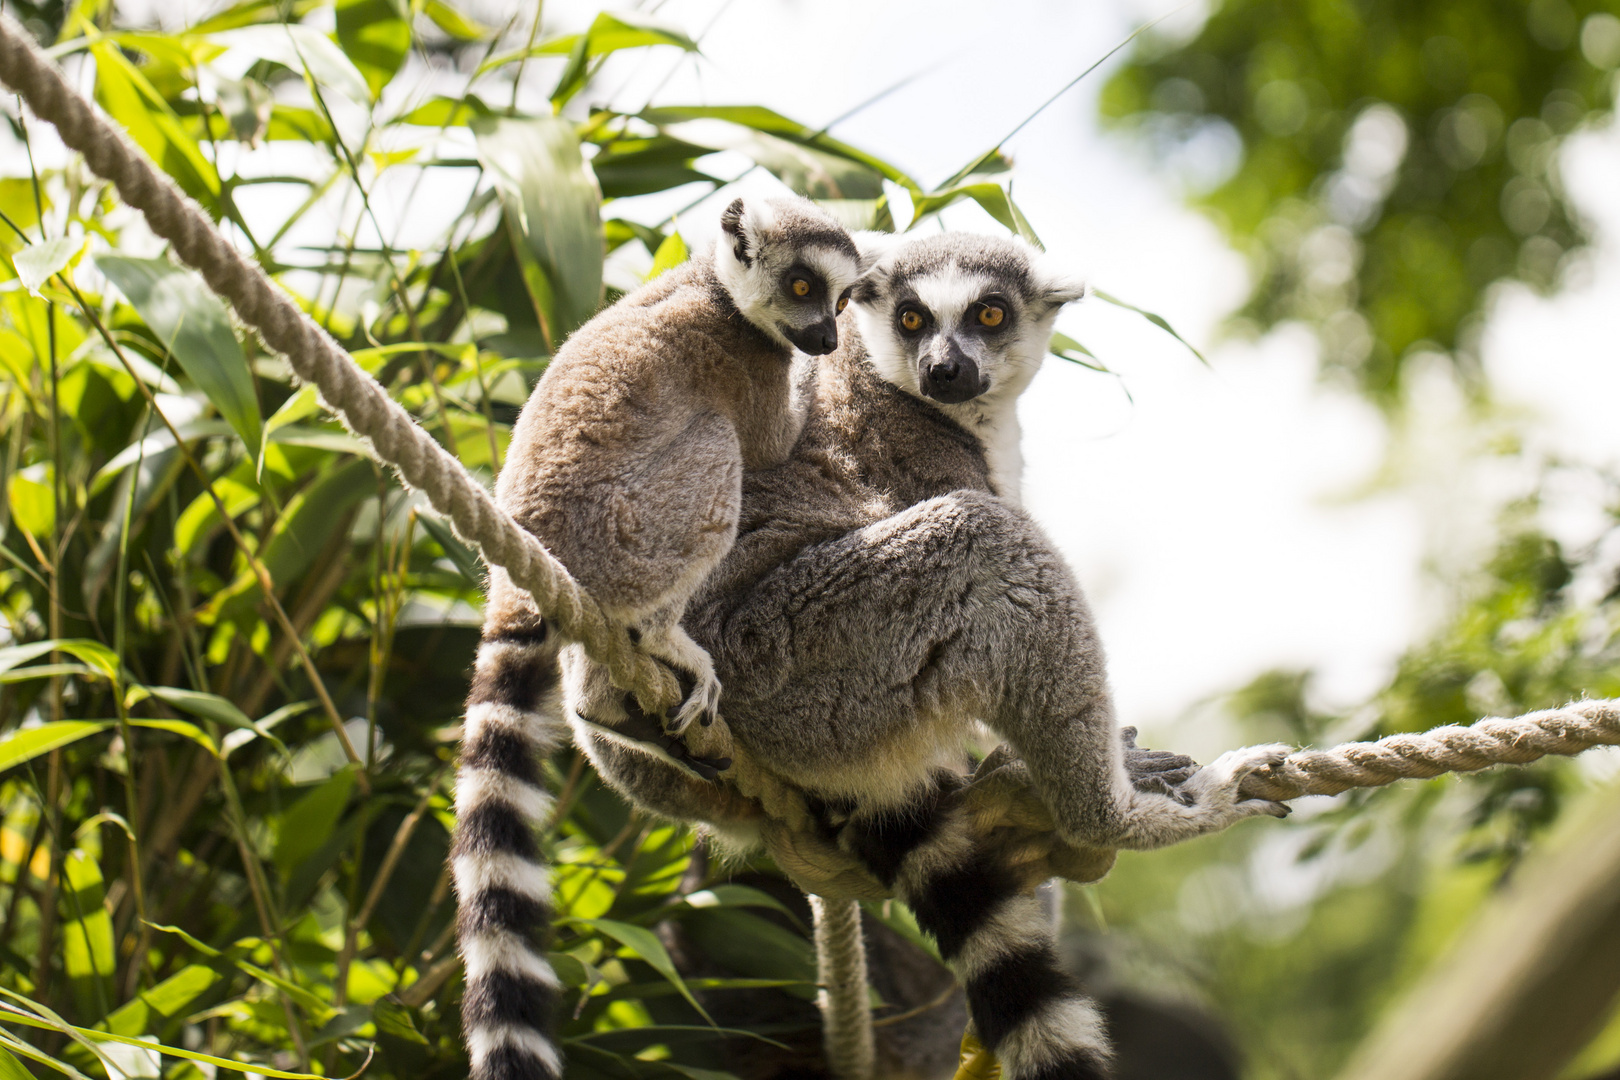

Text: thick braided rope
xmin=1238 ymin=698 xmax=1620 ymax=802
xmin=0 ymin=14 xmax=678 ymax=713
xmin=810 ymin=895 xmax=875 ymax=1080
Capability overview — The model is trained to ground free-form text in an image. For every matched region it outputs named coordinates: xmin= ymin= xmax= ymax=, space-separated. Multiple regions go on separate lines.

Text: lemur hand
xmin=1120 ymin=726 xmax=1199 ymax=804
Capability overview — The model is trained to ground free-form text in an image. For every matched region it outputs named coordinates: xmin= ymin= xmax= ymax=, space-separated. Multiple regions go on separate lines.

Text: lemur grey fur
xmin=452 ymin=196 xmax=864 ymax=1080
xmin=574 ymin=233 xmax=1289 ymax=1080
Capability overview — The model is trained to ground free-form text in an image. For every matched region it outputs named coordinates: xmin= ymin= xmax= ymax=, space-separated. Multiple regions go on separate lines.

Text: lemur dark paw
xmin=622 ymin=693 xmax=730 ymax=784
xmin=1121 ymin=726 xmax=1200 ymax=798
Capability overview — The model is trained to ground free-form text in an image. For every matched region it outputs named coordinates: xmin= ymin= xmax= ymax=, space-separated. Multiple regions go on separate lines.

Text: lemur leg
xmin=452 ymin=571 xmax=567 ymax=1080
xmin=710 ymin=490 xmax=1287 ymax=851
xmin=834 ymin=779 xmax=1110 ymax=1080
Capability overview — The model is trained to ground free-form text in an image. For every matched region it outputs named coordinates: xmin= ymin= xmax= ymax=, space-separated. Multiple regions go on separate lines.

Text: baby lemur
xmin=575 ymin=233 xmax=1289 ymax=1080
xmin=453 ymin=196 xmax=864 ymax=1080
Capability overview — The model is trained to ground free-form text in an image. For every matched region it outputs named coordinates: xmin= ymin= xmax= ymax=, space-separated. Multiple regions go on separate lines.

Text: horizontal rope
xmin=1239 ymin=699 xmax=1620 ymax=802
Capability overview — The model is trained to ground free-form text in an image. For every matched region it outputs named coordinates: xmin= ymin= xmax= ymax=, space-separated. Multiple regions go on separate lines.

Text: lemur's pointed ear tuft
xmin=719 ymin=198 xmax=751 ymax=266
xmin=1034 ymin=257 xmax=1087 ymax=309
xmin=852 ymin=230 xmax=900 ymax=274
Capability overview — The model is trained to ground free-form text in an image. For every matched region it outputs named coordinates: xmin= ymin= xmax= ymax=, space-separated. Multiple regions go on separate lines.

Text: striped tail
xmin=453 ymin=626 xmax=567 ymax=1080
xmin=840 ymin=783 xmax=1112 ymax=1080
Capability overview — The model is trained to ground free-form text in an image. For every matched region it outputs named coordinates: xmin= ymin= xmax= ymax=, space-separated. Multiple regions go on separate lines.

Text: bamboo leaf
xmin=420 ymin=0 xmax=490 ymax=41
xmin=96 ymin=256 xmax=263 ymax=454
xmin=1048 ymin=330 xmax=1111 ymax=373
xmin=0 ymin=722 xmax=114 ymax=773
xmin=416 ymin=512 xmax=483 ymax=584
xmin=640 ymin=104 xmax=917 ymax=187
xmin=209 ymin=25 xmax=371 ymax=106
xmin=1092 ymin=288 xmax=1208 ymax=366
xmin=647 ymin=231 xmax=689 ymax=281
xmin=335 ymin=0 xmax=411 ymax=98
xmin=12 ymin=236 xmax=85 ymax=298
xmin=273 ymin=767 xmax=357 ymax=876
xmin=0 ymin=1044 xmax=39 ymax=1080
xmin=567 ymin=917 xmax=712 ymax=1023
xmin=550 ymin=12 xmax=699 ymax=106
xmin=474 ymin=115 xmax=604 ymax=350
xmin=6 ymin=462 xmax=54 ymax=540
xmin=0 ymin=639 xmax=120 ymax=680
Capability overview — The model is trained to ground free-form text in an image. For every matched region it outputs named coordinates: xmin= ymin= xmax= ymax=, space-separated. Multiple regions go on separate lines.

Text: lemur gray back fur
xmin=575 ymin=232 xmax=1289 ymax=1080
xmin=452 ymin=196 xmax=863 ymax=1080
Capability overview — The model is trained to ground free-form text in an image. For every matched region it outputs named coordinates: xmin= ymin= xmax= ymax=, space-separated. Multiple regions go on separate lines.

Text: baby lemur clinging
xmin=577 ymin=233 xmax=1289 ymax=1080
xmin=452 ymin=196 xmax=864 ymax=1080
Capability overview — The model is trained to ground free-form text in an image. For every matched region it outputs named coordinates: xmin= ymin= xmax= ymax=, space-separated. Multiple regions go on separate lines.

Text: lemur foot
xmin=1181 ymin=743 xmax=1293 ymax=823
xmin=635 ymin=626 xmax=723 ymax=735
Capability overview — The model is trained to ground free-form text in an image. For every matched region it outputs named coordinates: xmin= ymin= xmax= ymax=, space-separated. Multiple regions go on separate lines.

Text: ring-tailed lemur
xmin=453 ymin=196 xmax=865 ymax=1080
xmin=575 ymin=233 xmax=1289 ymax=1080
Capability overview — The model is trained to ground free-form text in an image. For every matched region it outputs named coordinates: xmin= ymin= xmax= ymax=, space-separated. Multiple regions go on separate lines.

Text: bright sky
xmin=19 ymin=0 xmax=1620 ymax=748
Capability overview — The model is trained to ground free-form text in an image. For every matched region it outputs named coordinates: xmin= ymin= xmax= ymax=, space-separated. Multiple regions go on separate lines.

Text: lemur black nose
xmin=928 ymin=357 xmax=961 ymax=382
xmin=816 ymin=325 xmax=837 ymax=353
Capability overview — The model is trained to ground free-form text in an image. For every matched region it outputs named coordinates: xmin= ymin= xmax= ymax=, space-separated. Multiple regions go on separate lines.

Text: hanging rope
xmin=6 ymin=22 xmax=1620 ymax=1079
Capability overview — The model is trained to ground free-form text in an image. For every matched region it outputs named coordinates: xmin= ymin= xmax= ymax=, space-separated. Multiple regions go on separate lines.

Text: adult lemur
xmin=576 ymin=232 xmax=1290 ymax=1080
xmin=453 ymin=196 xmax=864 ymax=1080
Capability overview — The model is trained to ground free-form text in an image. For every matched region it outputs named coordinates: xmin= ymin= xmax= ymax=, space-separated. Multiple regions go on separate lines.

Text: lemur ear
xmin=719 ymin=197 xmax=750 ymax=266
xmin=852 ymin=230 xmax=900 ymax=274
xmin=1033 ymin=258 xmax=1087 ymax=310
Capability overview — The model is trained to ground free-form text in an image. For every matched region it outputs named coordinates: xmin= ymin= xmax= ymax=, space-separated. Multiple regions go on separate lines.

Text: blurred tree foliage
xmin=1102 ymin=0 xmax=1620 ymax=405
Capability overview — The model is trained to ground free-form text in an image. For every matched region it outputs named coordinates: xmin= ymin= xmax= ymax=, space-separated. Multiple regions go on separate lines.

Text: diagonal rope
xmin=0 ymin=12 xmax=680 ymax=718
xmin=7 ymin=21 xmax=1620 ymax=1080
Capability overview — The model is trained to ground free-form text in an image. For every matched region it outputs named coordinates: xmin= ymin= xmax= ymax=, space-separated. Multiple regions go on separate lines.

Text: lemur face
xmin=714 ymin=197 xmax=864 ymax=356
xmin=851 ymin=233 xmax=1085 ymax=408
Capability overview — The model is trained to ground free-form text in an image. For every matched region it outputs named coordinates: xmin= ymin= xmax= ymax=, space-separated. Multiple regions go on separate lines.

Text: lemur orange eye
xmin=792 ymin=278 xmax=811 ymax=297
xmin=978 ymin=304 xmax=1005 ymax=328
xmin=837 ymin=296 xmax=849 ymax=313
xmin=900 ymin=310 xmax=924 ymax=332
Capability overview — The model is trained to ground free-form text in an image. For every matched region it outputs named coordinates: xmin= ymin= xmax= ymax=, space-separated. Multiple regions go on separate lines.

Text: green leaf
xmin=273 ymin=767 xmax=357 ymax=877
xmin=60 ymin=850 xmax=115 ymax=1020
xmin=131 ymin=687 xmax=278 ymax=754
xmin=391 ymin=94 xmax=492 ymax=127
xmin=0 ymin=1044 xmax=35 ymax=1080
xmin=420 ymin=0 xmax=490 ymax=41
xmin=416 ymin=511 xmax=483 ymax=584
xmin=336 ymin=0 xmax=411 ymax=98
xmin=550 ymin=12 xmax=699 ymax=106
xmin=95 ymin=256 xmax=263 ymax=454
xmin=590 ymin=134 xmax=717 ymax=199
xmin=908 ymin=182 xmax=1042 ymax=246
xmin=209 ymin=25 xmax=371 ymax=107
xmin=103 ymin=965 xmax=221 ymax=1037
xmin=90 ymin=42 xmax=220 ymax=207
xmin=730 ymin=132 xmax=884 ymax=201
xmin=370 ymin=998 xmax=428 ymax=1044
xmin=640 ymin=105 xmax=917 ymax=188
xmin=7 ymin=462 xmax=55 ymax=540
xmin=142 ymin=926 xmax=332 ymax=1020
xmin=90 ymin=420 xmax=234 ymax=496
xmin=1092 ymin=288 xmax=1208 ymax=366
xmin=474 ymin=115 xmax=604 ymax=350
xmin=672 ymin=884 xmax=803 ymax=926
xmin=647 ymin=231 xmax=688 ymax=281
xmin=128 ymin=720 xmax=218 ymax=756
xmin=1047 ymin=330 xmax=1110 ymax=373
xmin=0 ymin=722 xmax=114 ymax=773
xmin=0 ymin=639 xmax=120 ymax=681
xmin=568 ymin=917 xmax=711 ymax=1022
xmin=173 ymin=476 xmax=259 ymax=558
xmin=12 ymin=236 xmax=84 ymax=297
